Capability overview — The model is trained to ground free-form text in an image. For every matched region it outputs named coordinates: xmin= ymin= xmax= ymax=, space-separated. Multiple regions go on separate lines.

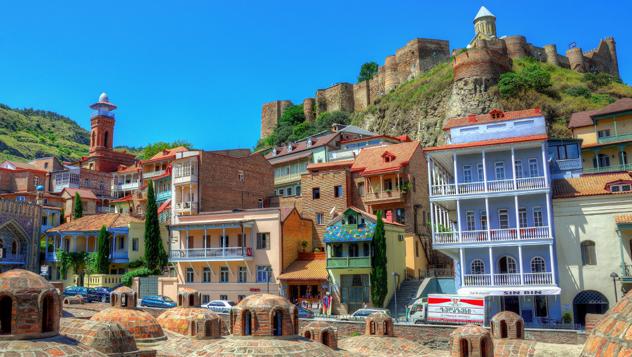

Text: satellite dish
xmin=329 ymin=206 xmax=336 ymax=217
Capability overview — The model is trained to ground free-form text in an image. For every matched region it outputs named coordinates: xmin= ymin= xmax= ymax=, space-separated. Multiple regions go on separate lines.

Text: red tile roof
xmin=61 ymin=188 xmax=98 ymax=200
xmin=158 ymin=199 xmax=171 ymax=214
xmin=116 ymin=163 xmax=142 ymax=174
xmin=265 ymin=132 xmax=339 ymax=160
xmin=111 ymin=195 xmax=133 ymax=203
xmin=569 ymin=98 xmax=632 ymax=128
xmin=616 ymin=214 xmax=632 ymax=224
xmin=423 ymin=134 xmax=548 ymax=152
xmin=552 ymin=172 xmax=632 ymax=198
xmin=144 ymin=146 xmax=189 ymax=163
xmin=443 ymin=108 xmax=543 ymax=131
xmin=48 ymin=213 xmax=143 ymax=232
xmin=307 ymin=159 xmax=354 ymax=172
xmin=351 ymin=141 xmax=420 ymax=176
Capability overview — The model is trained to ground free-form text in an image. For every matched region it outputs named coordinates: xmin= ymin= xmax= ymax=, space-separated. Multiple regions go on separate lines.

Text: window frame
xmin=463 ymin=165 xmax=472 ymax=183
xmin=471 ymin=259 xmax=485 ymax=274
xmin=528 ymin=158 xmax=539 ymax=177
xmin=498 ymin=208 xmax=509 ymax=229
xmin=494 ymin=162 xmax=505 ymax=180
xmin=581 ymin=240 xmax=597 ymax=266
xmin=312 ymin=187 xmax=320 ymax=199
xmin=530 ymin=256 xmax=546 ymax=273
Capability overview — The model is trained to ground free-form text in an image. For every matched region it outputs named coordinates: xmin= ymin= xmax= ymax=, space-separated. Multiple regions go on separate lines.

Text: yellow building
xmin=552 ymin=172 xmax=632 ymax=327
xmin=168 ymin=207 xmax=312 ymax=304
xmin=404 ymin=235 xmax=428 ymax=279
xmin=324 ymin=207 xmax=406 ymax=314
xmin=569 ymin=98 xmax=632 ymax=174
xmin=45 ymin=213 xmax=168 ymax=287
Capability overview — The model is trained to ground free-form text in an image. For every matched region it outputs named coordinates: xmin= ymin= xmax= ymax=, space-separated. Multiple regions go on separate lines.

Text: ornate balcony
xmin=431 ymin=177 xmax=547 ymax=198
xmin=363 ymin=189 xmax=406 ymax=204
xmin=462 ymin=272 xmax=553 ymax=287
xmin=433 ymin=226 xmax=551 ymax=246
xmin=169 ymin=247 xmax=251 ymax=262
xmin=175 ymin=201 xmax=198 ymax=214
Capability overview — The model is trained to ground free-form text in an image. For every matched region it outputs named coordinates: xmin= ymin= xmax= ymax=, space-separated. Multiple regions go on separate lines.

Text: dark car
xmin=139 ymin=295 xmax=176 ymax=308
xmin=87 ymin=287 xmax=112 ymax=303
xmin=297 ymin=306 xmax=314 ymax=319
xmin=63 ymin=286 xmax=88 ymax=297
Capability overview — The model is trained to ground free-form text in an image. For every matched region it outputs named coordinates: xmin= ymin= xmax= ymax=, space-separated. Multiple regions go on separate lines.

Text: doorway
xmin=0 ymin=296 xmax=11 ymax=334
xmin=272 ymin=310 xmax=283 ymax=336
xmin=573 ymin=290 xmax=609 ymax=326
xmin=502 ymin=296 xmax=520 ymax=315
xmin=42 ymin=294 xmax=55 ymax=333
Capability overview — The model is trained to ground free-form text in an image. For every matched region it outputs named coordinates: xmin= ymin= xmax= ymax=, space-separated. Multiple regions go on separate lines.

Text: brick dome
xmin=0 ymin=336 xmax=107 ymax=356
xmin=365 ymin=311 xmax=394 ymax=336
xmin=490 ymin=311 xmax=524 ymax=340
xmin=450 ymin=324 xmax=493 ymax=357
xmin=91 ymin=306 xmax=166 ymax=343
xmin=59 ymin=318 xmax=139 ymax=355
xmin=582 ymin=290 xmax=632 ymax=356
xmin=157 ymin=307 xmax=224 ymax=338
xmin=302 ymin=320 xmax=338 ymax=349
xmin=231 ymin=293 xmax=299 ymax=337
xmin=0 ymin=269 xmax=61 ymax=340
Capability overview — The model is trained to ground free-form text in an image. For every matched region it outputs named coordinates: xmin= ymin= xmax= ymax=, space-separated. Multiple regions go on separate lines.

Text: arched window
xmin=498 ymin=256 xmax=517 ymax=274
xmin=189 ymin=294 xmax=195 ymax=307
xmin=581 ymin=241 xmax=597 ymax=265
xmin=304 ymin=330 xmax=312 ymax=339
xmin=471 ymin=259 xmax=485 ymax=274
xmin=104 ymin=131 xmax=109 ymax=148
xmin=530 ymin=257 xmax=546 ymax=273
xmin=11 ymin=241 xmax=18 ymax=255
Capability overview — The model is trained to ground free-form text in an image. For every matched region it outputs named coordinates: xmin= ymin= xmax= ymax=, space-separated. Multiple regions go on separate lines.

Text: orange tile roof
xmin=116 ymin=164 xmax=141 ymax=173
xmin=278 ymin=258 xmax=327 ymax=281
xmin=443 ymin=108 xmax=543 ymax=131
xmin=111 ymin=195 xmax=133 ymax=203
xmin=569 ymin=98 xmax=632 ymax=128
xmin=423 ymin=134 xmax=548 ymax=152
xmin=145 ymin=146 xmax=189 ymax=163
xmin=351 ymin=141 xmax=420 ymax=176
xmin=616 ymin=214 xmax=632 ymax=225
xmin=307 ymin=159 xmax=354 ymax=172
xmin=552 ymin=172 xmax=632 ymax=198
xmin=47 ymin=213 xmax=143 ymax=232
xmin=61 ymin=188 xmax=98 ymax=200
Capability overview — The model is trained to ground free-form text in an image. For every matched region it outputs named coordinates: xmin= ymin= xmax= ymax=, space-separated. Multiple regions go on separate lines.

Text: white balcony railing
xmin=458 ymin=182 xmax=486 ymax=194
xmin=169 ymin=247 xmax=250 ymax=261
xmin=516 ymin=177 xmax=546 ymax=190
xmin=143 ymin=170 xmax=166 ymax=179
xmin=433 ymin=226 xmax=551 ymax=245
xmin=463 ymin=272 xmax=554 ymax=287
xmin=175 ymin=201 xmax=198 ymax=212
xmin=431 ymin=177 xmax=548 ymax=197
xmin=486 ymin=179 xmax=514 ymax=192
xmin=555 ymin=158 xmax=582 ymax=171
xmin=112 ymin=181 xmax=140 ymax=191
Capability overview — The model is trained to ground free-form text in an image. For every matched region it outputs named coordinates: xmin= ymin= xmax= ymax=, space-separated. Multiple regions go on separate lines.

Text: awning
xmin=278 ymin=259 xmax=327 ymax=281
xmin=457 ymin=286 xmax=561 ymax=297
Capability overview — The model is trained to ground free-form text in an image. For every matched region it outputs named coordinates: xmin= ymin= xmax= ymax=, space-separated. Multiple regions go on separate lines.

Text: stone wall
xmin=316 ymin=83 xmax=355 ymax=115
xmin=261 ymin=100 xmax=293 ymax=139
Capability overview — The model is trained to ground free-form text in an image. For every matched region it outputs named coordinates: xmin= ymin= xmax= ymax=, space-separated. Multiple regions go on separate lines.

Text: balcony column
xmin=222 ymin=228 xmax=226 ymax=256
xmin=618 ymin=228 xmax=626 ymax=277
xmin=203 ymin=226 xmax=207 ymax=257
xmin=380 ymin=175 xmax=384 ymax=194
xmin=518 ymin=245 xmax=524 ymax=285
xmin=186 ymin=228 xmax=190 ymax=257
xmin=456 ymin=200 xmax=462 ymax=243
xmin=485 ymin=198 xmax=491 ymax=241
xmin=241 ymin=224 xmax=245 ymax=256
xmin=541 ymin=142 xmax=549 ymax=185
xmin=453 ymin=153 xmax=459 ymax=194
xmin=546 ymin=192 xmax=553 ymax=238
xmin=482 ymin=150 xmax=488 ymax=192
xmin=459 ymin=248 xmax=465 ymax=287
xmin=427 ymin=158 xmax=433 ymax=195
xmin=85 ymin=237 xmax=88 ymax=252
xmin=489 ymin=247 xmax=495 ymax=286
xmin=514 ymin=196 xmax=521 ymax=240
xmin=511 ymin=146 xmax=517 ymax=190
xmin=430 ymin=202 xmax=436 ymax=242
xmin=594 ymin=150 xmax=601 ymax=171
xmin=549 ymin=244 xmax=556 ymax=285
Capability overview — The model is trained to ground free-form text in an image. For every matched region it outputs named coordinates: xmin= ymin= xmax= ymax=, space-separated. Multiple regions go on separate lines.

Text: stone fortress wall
xmin=260 ymin=8 xmax=620 ymax=139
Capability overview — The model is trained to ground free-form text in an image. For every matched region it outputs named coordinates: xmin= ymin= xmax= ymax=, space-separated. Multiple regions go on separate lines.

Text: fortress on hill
xmin=260 ymin=6 xmax=620 ymax=139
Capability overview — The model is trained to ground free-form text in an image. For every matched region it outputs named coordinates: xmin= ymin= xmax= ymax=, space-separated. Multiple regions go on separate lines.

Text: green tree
xmin=358 ymin=61 xmax=379 ymax=82
xmin=370 ymin=211 xmax=388 ymax=307
xmin=144 ymin=180 xmax=167 ymax=271
xmin=73 ymin=192 xmax=83 ymax=219
xmin=139 ymin=140 xmax=191 ymax=160
xmin=96 ymin=225 xmax=111 ymax=274
xmin=314 ymin=111 xmax=351 ymax=132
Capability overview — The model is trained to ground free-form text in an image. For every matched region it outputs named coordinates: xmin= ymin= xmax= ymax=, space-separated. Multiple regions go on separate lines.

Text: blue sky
xmin=0 ymin=1 xmax=630 ymax=150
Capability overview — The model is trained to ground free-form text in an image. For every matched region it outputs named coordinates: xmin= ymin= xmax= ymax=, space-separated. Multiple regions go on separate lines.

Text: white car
xmin=202 ymin=300 xmax=236 ymax=314
xmin=340 ymin=308 xmax=391 ymax=321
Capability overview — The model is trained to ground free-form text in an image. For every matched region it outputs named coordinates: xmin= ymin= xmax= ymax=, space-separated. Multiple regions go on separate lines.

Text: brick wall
xmin=453 ymin=47 xmax=513 ymax=81
xmin=199 ymin=151 xmax=274 ymax=212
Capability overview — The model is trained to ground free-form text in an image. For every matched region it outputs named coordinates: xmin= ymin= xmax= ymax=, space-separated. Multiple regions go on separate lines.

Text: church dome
xmin=98 ymin=92 xmax=109 ymax=103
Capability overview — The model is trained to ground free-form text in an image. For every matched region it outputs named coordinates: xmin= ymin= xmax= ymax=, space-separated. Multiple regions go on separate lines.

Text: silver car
xmin=202 ymin=300 xmax=236 ymax=314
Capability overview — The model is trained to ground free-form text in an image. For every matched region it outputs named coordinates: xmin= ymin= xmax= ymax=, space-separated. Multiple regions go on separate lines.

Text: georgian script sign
xmin=426 ymin=295 xmax=485 ymax=324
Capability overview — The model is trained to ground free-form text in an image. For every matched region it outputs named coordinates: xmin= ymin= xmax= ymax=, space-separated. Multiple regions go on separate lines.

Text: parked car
xmin=340 ymin=308 xmax=391 ymax=321
xmin=87 ymin=287 xmax=112 ymax=303
xmin=202 ymin=300 xmax=235 ymax=313
xmin=297 ymin=306 xmax=314 ymax=319
xmin=63 ymin=286 xmax=88 ymax=298
xmin=139 ymin=295 xmax=176 ymax=308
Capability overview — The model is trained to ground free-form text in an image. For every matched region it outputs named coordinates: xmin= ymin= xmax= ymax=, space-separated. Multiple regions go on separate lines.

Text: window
xmin=186 ymin=268 xmax=194 ymax=283
xmin=202 ymin=295 xmax=210 ymax=304
xmin=42 ymin=216 xmax=48 ymax=226
xmin=466 ymin=211 xmax=475 ymax=231
xmin=296 ymin=185 xmax=301 ymax=196
xmin=334 ymin=185 xmax=343 ymax=198
xmin=316 ymin=212 xmax=324 ymax=225
xmin=597 ymin=129 xmax=611 ymax=138
xmin=239 ymin=267 xmax=247 ymax=283
xmin=220 ymin=267 xmax=229 ymax=283
xmin=203 ymin=267 xmax=211 ymax=283
xmin=118 ymin=237 xmax=125 ymax=250
xmin=498 ymin=209 xmax=509 ymax=229
xmin=16 ymin=196 xmax=25 ymax=202
xmin=495 ymin=162 xmax=505 ymax=180
xmin=499 ymin=256 xmax=517 ymax=274
xmin=287 ymin=187 xmax=293 ymax=196
xmin=515 ymin=119 xmax=534 ymax=126
xmin=278 ymin=188 xmax=284 ymax=196
xmin=518 ymin=208 xmax=527 ymax=227
xmin=220 ymin=294 xmax=228 ymax=301
xmin=238 ymin=170 xmax=245 ymax=182
xmin=256 ymin=266 xmax=271 ymax=283
xmin=533 ymin=207 xmax=543 ymax=227
xmin=480 ymin=210 xmax=487 ymax=230
xmin=477 ymin=164 xmax=484 ymax=181
xmin=312 ymin=187 xmax=320 ymax=199
xmin=471 ymin=260 xmax=485 ymax=274
xmin=528 ymin=158 xmax=538 ymax=177
xmin=534 ymin=296 xmax=548 ymax=318
xmin=132 ymin=238 xmax=139 ymax=251
xmin=256 ymin=233 xmax=270 ymax=250
xmin=34 ymin=176 xmax=40 ymax=186
xmin=395 ymin=208 xmax=406 ymax=224
xmin=383 ymin=179 xmax=393 ymax=191
xmin=593 ymin=154 xmax=610 ymax=168
xmin=463 ymin=165 xmax=472 ymax=183
xmin=581 ymin=241 xmax=597 ymax=265
xmin=257 ymin=199 xmax=264 ymax=208
xmin=358 ymin=182 xmax=365 ymax=196
xmin=531 ymin=257 xmax=546 ymax=273
xmin=611 ymin=184 xmax=632 ymax=193
xmin=514 ymin=160 xmax=523 ymax=179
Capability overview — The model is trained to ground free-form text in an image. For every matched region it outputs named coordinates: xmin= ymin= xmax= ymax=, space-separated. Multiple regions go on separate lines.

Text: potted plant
xmin=300 ymin=240 xmax=309 ymax=253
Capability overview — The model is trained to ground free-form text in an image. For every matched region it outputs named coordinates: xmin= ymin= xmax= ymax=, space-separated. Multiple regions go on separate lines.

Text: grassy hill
xmin=0 ymin=104 xmax=142 ymax=163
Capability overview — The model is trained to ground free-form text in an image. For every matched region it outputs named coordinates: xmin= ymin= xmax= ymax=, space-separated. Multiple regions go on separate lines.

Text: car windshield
xmin=227 ymin=301 xmax=235 ymax=306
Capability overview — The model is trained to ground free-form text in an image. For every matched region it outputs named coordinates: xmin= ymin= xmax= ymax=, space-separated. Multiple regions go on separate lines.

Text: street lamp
xmin=392 ymin=272 xmax=400 ymax=319
xmin=610 ymin=272 xmax=619 ymax=303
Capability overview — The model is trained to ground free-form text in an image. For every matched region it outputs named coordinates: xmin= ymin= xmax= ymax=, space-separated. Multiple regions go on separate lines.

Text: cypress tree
xmin=73 ymin=192 xmax=83 ymax=219
xmin=96 ymin=225 xmax=111 ymax=274
xmin=144 ymin=180 xmax=166 ymax=271
xmin=370 ymin=211 xmax=388 ymax=307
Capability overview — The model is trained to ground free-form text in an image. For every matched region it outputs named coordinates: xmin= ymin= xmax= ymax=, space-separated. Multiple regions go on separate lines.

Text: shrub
xmin=584 ymin=72 xmax=618 ymax=89
xmin=121 ymin=267 xmax=160 ymax=287
xmin=314 ymin=111 xmax=351 ymax=132
xmin=564 ymin=86 xmax=591 ymax=98
xmin=499 ymin=61 xmax=551 ymax=98
xmin=128 ymin=258 xmax=146 ymax=269
xmin=498 ymin=72 xmax=525 ymax=98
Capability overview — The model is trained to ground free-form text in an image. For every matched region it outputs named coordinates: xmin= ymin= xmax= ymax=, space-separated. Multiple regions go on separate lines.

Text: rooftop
xmin=48 ymin=213 xmax=143 ymax=232
xmin=443 ymin=108 xmax=542 ymax=131
xmin=61 ymin=188 xmax=98 ymax=200
xmin=424 ymin=134 xmax=548 ymax=152
xmin=278 ymin=258 xmax=327 ymax=281
xmin=569 ymin=98 xmax=632 ymax=128
xmin=351 ymin=140 xmax=420 ymax=176
xmin=552 ymin=172 xmax=632 ymax=198
xmin=474 ymin=5 xmax=495 ymax=20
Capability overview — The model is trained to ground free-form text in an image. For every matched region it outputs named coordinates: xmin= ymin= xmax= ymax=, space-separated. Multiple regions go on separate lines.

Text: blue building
xmin=424 ymin=108 xmax=578 ymax=327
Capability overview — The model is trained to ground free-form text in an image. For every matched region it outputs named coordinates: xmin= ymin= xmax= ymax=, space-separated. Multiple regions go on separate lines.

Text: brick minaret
xmin=89 ymin=92 xmax=117 ymax=154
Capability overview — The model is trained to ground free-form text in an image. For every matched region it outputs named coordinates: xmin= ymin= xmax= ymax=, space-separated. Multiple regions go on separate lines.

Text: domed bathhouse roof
xmin=490 ymin=311 xmax=525 ymax=340
xmin=157 ymin=289 xmax=225 ymax=338
xmin=59 ymin=318 xmax=141 ymax=355
xmin=582 ymin=290 xmax=632 ymax=356
xmin=231 ymin=293 xmax=299 ymax=337
xmin=450 ymin=324 xmax=494 ymax=357
xmin=302 ymin=320 xmax=338 ymax=350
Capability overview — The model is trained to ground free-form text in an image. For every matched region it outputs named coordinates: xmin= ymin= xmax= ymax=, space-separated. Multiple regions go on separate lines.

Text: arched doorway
xmin=272 ymin=310 xmax=282 ymax=336
xmin=41 ymin=293 xmax=55 ymax=333
xmin=243 ymin=310 xmax=252 ymax=336
xmin=573 ymin=290 xmax=609 ymax=326
xmin=321 ymin=329 xmax=331 ymax=346
xmin=0 ymin=296 xmax=12 ymax=334
xmin=459 ymin=338 xmax=469 ymax=357
xmin=304 ymin=330 xmax=312 ymax=339
xmin=189 ymin=294 xmax=195 ymax=307
xmin=498 ymin=256 xmax=517 ymax=274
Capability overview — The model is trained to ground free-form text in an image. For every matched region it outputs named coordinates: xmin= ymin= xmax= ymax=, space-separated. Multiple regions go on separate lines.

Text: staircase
xmin=386 ymin=279 xmax=424 ymax=318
